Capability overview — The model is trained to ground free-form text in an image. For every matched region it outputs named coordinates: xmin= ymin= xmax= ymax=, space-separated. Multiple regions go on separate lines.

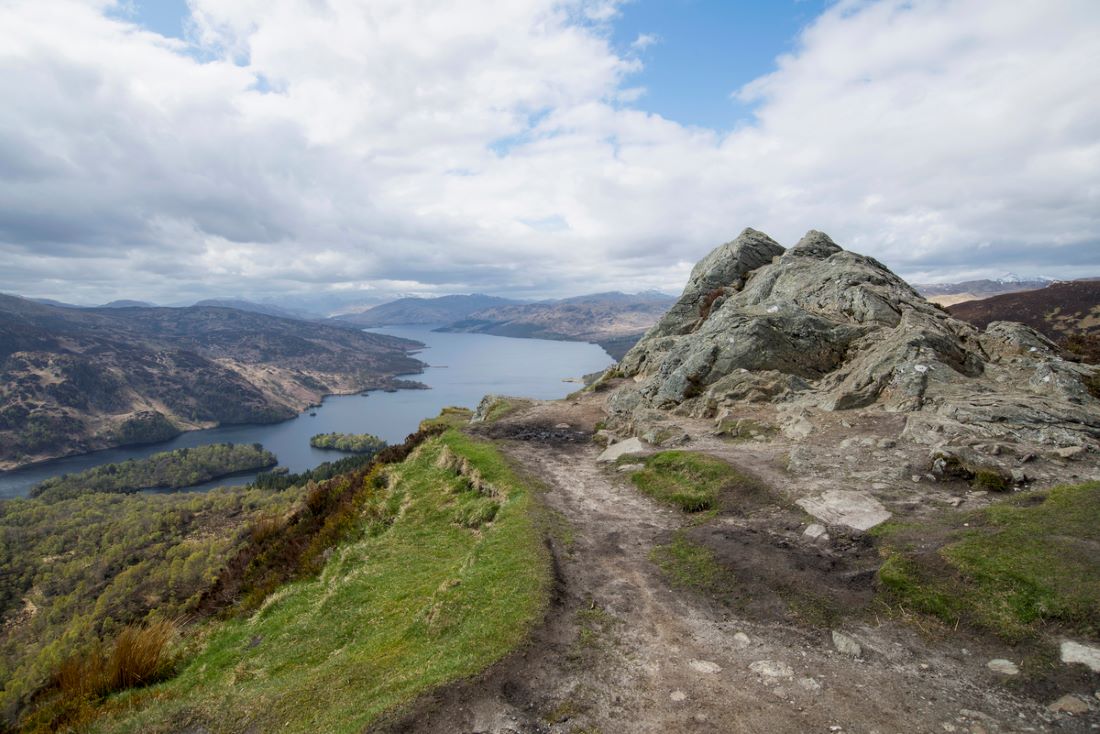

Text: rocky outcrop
xmin=610 ymin=229 xmax=1100 ymax=450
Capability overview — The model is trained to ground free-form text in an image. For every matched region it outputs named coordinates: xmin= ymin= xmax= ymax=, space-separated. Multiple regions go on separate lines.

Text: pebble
xmin=797 ymin=677 xmax=821 ymax=692
xmin=1048 ymin=694 xmax=1089 ymax=715
xmin=986 ymin=659 xmax=1019 ymax=675
xmin=732 ymin=632 xmax=751 ymax=647
xmin=831 ymin=630 xmax=863 ymax=658
xmin=803 ymin=523 xmax=828 ymax=540
xmin=689 ymin=659 xmax=722 ymax=674
xmin=670 ymin=690 xmax=686 ymax=702
xmin=749 ymin=660 xmax=794 ymax=679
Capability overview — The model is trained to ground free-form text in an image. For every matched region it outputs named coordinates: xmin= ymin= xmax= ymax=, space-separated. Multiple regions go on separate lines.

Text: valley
xmin=0 ymin=295 xmax=426 ymax=470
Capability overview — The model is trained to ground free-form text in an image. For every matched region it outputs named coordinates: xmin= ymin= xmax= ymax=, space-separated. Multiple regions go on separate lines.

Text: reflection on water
xmin=0 ymin=326 xmax=614 ymax=499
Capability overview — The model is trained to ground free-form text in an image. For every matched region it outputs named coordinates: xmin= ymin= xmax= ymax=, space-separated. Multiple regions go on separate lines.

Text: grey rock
xmin=797 ymin=490 xmax=891 ymax=531
xmin=607 ymin=228 xmax=1100 ymax=452
xmin=803 ymin=523 xmax=828 ymax=541
xmin=596 ymin=437 xmax=647 ymax=463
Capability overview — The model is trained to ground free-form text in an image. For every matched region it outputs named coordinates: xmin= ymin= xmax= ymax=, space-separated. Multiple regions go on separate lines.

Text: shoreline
xmin=0 ymin=378 xmax=429 ymax=476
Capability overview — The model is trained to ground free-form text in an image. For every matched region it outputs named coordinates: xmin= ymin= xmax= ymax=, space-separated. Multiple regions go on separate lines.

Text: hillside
xmin=438 ymin=291 xmax=675 ymax=359
xmin=192 ymin=298 xmax=316 ymax=320
xmin=0 ymin=295 xmax=426 ymax=469
xmin=916 ymin=276 xmax=1051 ymax=306
xmin=334 ymin=294 xmax=520 ymax=327
xmin=948 ymin=280 xmax=1100 ymax=339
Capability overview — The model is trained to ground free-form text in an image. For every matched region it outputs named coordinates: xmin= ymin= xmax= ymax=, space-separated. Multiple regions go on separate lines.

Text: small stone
xmin=947 ymin=497 xmax=963 ymax=507
xmin=912 ymin=475 xmax=922 ymax=483
xmin=554 ymin=422 xmax=571 ymax=429
xmin=1010 ymin=468 xmax=1028 ymax=484
xmin=670 ymin=690 xmax=686 ymax=702
xmin=986 ymin=659 xmax=1019 ymax=675
xmin=1052 ymin=445 xmax=1086 ymax=460
xmin=797 ymin=677 xmax=821 ymax=692
xmin=693 ymin=713 xmax=708 ymax=723
xmin=689 ymin=659 xmax=722 ymax=674
xmin=1048 ymin=694 xmax=1089 ymax=715
xmin=803 ymin=523 xmax=828 ymax=540
xmin=877 ymin=438 xmax=897 ymax=449
xmin=732 ymin=632 xmax=751 ymax=647
xmin=831 ymin=630 xmax=862 ymax=658
xmin=617 ymin=463 xmax=644 ymax=473
xmin=1061 ymin=640 xmax=1100 ymax=672
xmin=750 ymin=660 xmax=793 ymax=678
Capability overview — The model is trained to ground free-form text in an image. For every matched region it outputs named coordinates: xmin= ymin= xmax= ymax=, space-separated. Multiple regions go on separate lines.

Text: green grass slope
xmin=95 ymin=431 xmax=550 ymax=734
xmin=875 ymin=481 xmax=1100 ymax=642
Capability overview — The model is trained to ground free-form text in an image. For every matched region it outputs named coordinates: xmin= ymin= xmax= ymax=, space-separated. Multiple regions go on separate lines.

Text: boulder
xmin=597 ymin=437 xmax=647 ymax=463
xmin=796 ymin=490 xmax=891 ymax=531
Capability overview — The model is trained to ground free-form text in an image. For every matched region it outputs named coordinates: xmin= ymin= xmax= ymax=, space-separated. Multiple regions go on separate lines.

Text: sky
xmin=1 ymin=0 xmax=1098 ymax=307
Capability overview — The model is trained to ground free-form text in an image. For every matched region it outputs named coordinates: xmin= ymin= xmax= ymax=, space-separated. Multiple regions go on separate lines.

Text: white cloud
xmin=0 ymin=0 xmax=1097 ymax=305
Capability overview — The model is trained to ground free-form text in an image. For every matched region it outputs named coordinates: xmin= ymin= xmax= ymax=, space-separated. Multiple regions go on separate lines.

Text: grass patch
xmin=94 ymin=431 xmax=551 ymax=734
xmin=418 ymin=406 xmax=474 ymax=431
xmin=650 ymin=532 xmax=736 ymax=599
xmin=475 ymin=397 xmax=528 ymax=424
xmin=875 ymin=482 xmax=1100 ymax=641
xmin=627 ymin=450 xmax=763 ymax=513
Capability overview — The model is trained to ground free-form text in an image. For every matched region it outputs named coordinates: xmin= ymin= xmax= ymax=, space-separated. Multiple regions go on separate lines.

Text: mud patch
xmin=672 ymin=520 xmax=880 ymax=628
xmin=473 ymin=420 xmax=592 ymax=444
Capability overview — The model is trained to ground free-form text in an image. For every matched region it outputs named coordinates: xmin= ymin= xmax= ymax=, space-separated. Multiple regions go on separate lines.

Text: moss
xmin=418 ymin=406 xmax=474 ymax=431
xmin=972 ymin=469 xmax=1010 ymax=492
xmin=875 ymin=482 xmax=1100 ymax=641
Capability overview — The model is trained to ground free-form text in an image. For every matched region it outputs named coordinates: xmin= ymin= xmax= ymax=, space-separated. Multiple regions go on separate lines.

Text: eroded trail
xmin=384 ymin=439 xmax=1071 ymax=734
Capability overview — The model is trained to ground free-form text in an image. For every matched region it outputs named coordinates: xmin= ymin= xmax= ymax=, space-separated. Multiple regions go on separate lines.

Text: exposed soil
xmin=376 ymin=396 xmax=1100 ymax=734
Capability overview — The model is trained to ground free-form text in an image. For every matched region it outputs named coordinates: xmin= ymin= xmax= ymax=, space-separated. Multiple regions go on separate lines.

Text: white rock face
xmin=596 ymin=437 xmax=647 ymax=463
xmin=1061 ymin=640 xmax=1100 ymax=672
xmin=797 ymin=490 xmax=892 ymax=531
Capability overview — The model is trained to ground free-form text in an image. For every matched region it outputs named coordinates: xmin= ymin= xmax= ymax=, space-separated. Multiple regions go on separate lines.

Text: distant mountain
xmin=193 ymin=298 xmax=314 ymax=320
xmin=0 ymin=294 xmax=426 ymax=470
xmin=101 ymin=299 xmax=156 ymax=308
xmin=30 ymin=297 xmax=82 ymax=309
xmin=915 ymin=276 xmax=1051 ymax=306
xmin=334 ymin=294 xmax=522 ymax=327
xmin=438 ymin=291 xmax=676 ymax=360
xmin=947 ymin=279 xmax=1100 ymax=345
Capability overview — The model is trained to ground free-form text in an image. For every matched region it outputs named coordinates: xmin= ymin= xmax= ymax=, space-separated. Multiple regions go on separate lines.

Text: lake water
xmin=0 ymin=327 xmax=614 ymax=499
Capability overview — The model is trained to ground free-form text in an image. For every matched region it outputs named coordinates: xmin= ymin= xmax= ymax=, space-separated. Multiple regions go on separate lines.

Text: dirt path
xmin=382 ymin=431 xmax=1085 ymax=734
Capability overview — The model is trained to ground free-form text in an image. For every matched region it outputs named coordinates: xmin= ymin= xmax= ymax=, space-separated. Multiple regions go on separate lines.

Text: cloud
xmin=0 ymin=0 xmax=1097 ymax=305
